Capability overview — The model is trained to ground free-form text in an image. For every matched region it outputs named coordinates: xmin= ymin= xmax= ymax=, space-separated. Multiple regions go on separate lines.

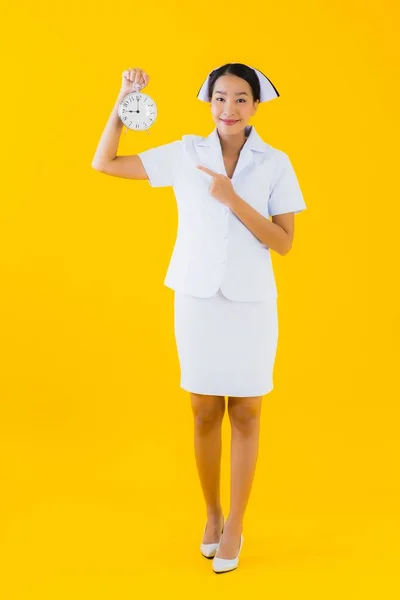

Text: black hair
xmin=199 ymin=63 xmax=273 ymax=103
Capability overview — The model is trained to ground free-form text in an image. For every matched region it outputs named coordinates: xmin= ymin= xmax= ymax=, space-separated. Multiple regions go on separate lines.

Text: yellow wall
xmin=1 ymin=0 xmax=399 ymax=597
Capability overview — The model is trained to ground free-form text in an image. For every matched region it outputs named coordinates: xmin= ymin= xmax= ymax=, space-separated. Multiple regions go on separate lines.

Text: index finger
xmin=196 ymin=165 xmax=218 ymax=177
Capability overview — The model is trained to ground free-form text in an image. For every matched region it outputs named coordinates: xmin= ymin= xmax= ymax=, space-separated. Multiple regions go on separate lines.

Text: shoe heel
xmin=200 ymin=515 xmax=225 ymax=558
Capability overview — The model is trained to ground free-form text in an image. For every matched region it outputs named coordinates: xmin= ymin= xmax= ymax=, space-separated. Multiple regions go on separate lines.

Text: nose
xmin=223 ymin=103 xmax=238 ymax=117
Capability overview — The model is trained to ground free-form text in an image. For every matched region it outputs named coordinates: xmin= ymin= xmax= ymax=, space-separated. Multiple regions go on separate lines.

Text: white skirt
xmin=173 ymin=288 xmax=279 ymax=397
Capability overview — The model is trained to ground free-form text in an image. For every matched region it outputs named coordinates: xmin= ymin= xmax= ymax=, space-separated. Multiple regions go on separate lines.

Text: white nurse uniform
xmin=138 ymin=125 xmax=306 ymax=396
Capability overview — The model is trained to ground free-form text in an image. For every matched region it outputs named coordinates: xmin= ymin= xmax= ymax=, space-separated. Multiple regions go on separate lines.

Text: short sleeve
xmin=137 ymin=140 xmax=182 ymax=188
xmin=268 ymin=152 xmax=307 ymax=216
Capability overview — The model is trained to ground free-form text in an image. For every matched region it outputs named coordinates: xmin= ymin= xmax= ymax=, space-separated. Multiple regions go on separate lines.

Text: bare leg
xmin=215 ymin=395 xmax=262 ymax=559
xmin=191 ymin=393 xmax=225 ymax=543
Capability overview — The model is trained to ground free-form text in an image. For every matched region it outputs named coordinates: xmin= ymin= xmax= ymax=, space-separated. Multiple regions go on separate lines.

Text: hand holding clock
xmin=117 ymin=67 xmax=157 ymax=132
xmin=120 ymin=67 xmax=149 ymax=97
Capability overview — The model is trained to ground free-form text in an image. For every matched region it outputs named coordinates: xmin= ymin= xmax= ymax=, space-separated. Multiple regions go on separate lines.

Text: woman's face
xmin=210 ymin=74 xmax=259 ymax=132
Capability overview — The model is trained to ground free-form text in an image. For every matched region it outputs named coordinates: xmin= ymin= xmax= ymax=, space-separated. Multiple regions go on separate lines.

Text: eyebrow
xmin=214 ymin=90 xmax=249 ymax=96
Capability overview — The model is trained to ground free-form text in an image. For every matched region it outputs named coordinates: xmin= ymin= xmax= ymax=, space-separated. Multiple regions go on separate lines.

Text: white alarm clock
xmin=118 ymin=81 xmax=158 ymax=133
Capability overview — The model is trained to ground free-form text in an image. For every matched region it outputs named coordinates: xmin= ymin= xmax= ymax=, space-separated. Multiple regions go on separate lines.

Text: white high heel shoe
xmin=200 ymin=516 xmax=225 ymax=558
xmin=212 ymin=533 xmax=244 ymax=573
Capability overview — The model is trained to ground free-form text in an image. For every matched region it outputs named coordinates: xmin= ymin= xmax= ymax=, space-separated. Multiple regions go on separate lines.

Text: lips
xmin=221 ymin=119 xmax=239 ymax=123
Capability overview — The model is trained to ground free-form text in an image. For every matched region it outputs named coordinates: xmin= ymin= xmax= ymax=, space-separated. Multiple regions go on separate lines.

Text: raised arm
xmin=91 ymin=68 xmax=150 ymax=180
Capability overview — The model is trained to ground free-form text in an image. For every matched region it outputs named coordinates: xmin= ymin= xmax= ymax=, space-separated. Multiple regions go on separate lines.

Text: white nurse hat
xmin=196 ymin=63 xmax=280 ymax=103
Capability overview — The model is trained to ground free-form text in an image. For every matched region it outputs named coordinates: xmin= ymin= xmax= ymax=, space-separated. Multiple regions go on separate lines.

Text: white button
xmin=224 ymin=208 xmax=229 ymax=214
xmin=224 ymin=234 xmax=228 ymax=239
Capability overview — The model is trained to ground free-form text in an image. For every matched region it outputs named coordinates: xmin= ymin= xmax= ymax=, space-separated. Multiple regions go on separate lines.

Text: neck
xmin=217 ymin=125 xmax=251 ymax=157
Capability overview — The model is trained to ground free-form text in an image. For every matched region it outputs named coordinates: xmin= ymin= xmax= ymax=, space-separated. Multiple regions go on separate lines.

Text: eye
xmin=216 ymin=97 xmax=246 ymax=103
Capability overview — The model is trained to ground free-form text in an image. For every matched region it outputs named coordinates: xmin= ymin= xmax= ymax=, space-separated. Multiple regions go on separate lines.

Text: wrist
xmin=228 ymin=193 xmax=241 ymax=210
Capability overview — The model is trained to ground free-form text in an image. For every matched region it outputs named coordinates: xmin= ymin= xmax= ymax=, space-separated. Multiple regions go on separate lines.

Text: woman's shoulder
xmin=181 ymin=133 xmax=205 ymax=144
xmin=179 ymin=134 xmax=209 ymax=158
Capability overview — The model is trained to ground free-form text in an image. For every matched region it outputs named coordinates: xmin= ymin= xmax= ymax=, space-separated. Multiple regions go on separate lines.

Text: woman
xmin=92 ymin=63 xmax=307 ymax=573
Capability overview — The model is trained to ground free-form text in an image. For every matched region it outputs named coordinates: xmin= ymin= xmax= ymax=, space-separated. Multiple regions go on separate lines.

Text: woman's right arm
xmin=91 ymin=68 xmax=149 ymax=180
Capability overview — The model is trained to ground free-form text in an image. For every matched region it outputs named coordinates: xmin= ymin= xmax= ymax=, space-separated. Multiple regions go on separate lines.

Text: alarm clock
xmin=117 ymin=84 xmax=158 ymax=133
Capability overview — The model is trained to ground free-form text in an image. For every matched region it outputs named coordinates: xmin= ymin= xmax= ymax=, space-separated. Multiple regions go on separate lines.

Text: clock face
xmin=118 ymin=92 xmax=158 ymax=131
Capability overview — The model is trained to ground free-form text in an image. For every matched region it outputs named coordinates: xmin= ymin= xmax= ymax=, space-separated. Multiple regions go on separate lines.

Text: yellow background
xmin=1 ymin=0 xmax=399 ymax=597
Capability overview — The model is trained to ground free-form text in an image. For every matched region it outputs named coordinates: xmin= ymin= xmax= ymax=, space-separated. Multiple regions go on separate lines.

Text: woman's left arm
xmin=229 ymin=193 xmax=294 ymax=256
xmin=195 ymin=164 xmax=295 ymax=256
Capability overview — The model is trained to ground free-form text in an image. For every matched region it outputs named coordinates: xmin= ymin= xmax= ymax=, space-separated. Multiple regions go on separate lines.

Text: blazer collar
xmin=195 ymin=124 xmax=267 ymax=153
xmin=194 ymin=125 xmax=268 ymax=180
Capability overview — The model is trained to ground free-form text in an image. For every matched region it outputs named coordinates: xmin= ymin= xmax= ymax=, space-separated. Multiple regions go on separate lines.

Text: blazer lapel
xmin=195 ymin=125 xmax=267 ymax=181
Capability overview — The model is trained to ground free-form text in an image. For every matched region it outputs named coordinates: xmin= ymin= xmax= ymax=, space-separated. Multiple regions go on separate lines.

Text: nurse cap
xmin=196 ymin=63 xmax=280 ymax=103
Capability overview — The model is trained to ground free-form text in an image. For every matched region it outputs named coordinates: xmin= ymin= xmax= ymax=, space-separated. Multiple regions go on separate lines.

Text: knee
xmin=191 ymin=394 xmax=225 ymax=431
xmin=228 ymin=398 xmax=261 ymax=433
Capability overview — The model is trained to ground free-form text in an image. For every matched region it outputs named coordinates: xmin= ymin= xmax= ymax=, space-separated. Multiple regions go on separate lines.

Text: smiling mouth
xmin=220 ymin=119 xmax=239 ymax=123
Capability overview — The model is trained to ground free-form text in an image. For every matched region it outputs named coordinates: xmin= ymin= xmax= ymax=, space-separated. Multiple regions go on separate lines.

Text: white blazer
xmin=138 ymin=125 xmax=306 ymax=301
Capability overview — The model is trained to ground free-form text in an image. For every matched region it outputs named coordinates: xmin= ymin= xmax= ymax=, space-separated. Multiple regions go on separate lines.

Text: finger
xmin=196 ymin=165 xmax=217 ymax=176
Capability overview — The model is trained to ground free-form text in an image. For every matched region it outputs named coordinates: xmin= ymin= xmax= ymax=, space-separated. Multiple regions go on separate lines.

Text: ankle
xmin=206 ymin=506 xmax=223 ymax=520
